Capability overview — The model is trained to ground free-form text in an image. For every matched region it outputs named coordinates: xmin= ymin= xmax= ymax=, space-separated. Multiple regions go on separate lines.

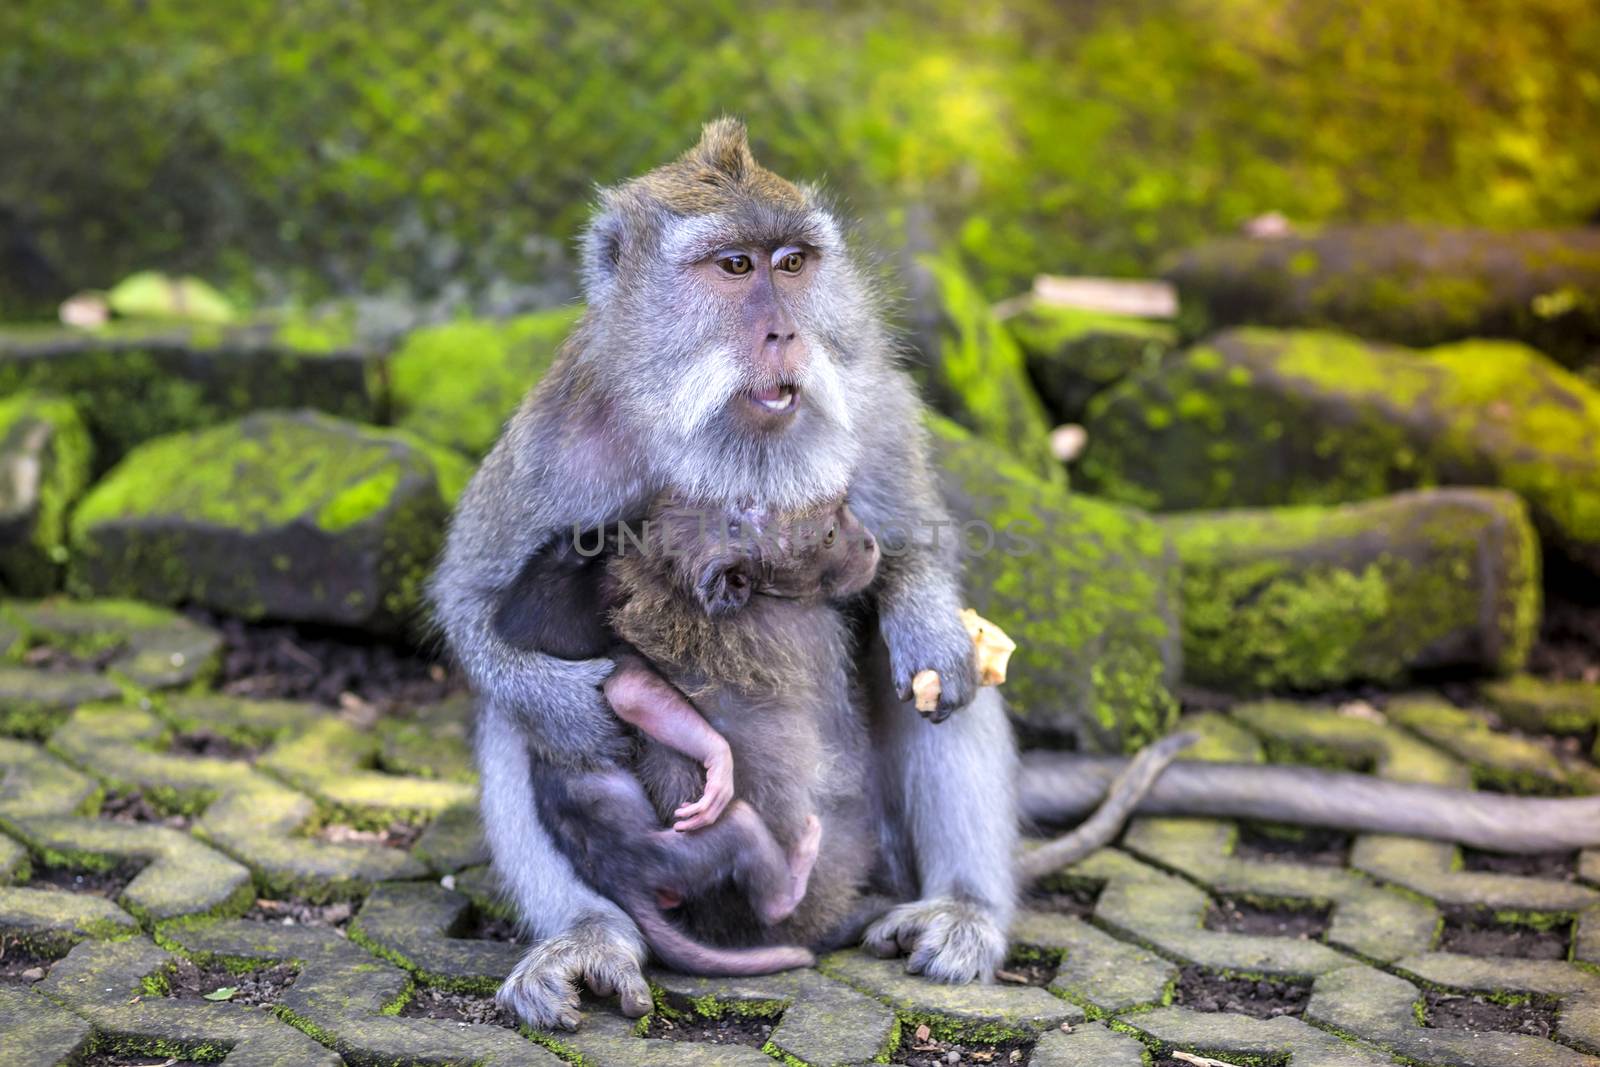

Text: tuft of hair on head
xmin=685 ymin=116 xmax=758 ymax=181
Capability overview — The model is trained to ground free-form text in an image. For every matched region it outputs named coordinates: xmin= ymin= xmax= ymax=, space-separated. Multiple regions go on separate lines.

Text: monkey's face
xmin=577 ymin=120 xmax=878 ymax=510
xmin=743 ymin=501 xmax=880 ymax=606
xmin=652 ymin=497 xmax=878 ymax=618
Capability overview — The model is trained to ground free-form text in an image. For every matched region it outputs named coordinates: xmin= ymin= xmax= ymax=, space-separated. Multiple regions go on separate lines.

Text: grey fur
xmin=430 ymin=120 xmax=1004 ymax=1031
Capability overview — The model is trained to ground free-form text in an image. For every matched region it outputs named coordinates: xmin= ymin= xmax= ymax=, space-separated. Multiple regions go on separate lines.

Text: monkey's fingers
xmin=672 ymin=795 xmax=717 ymax=831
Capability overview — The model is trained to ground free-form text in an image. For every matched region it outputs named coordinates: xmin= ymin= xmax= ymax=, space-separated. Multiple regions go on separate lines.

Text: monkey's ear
xmin=579 ymin=200 xmax=626 ymax=299
xmin=695 ymin=560 xmax=752 ymax=618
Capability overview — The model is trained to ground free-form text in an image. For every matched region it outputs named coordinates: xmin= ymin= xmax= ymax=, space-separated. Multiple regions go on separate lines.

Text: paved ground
xmin=3 ymin=598 xmax=1600 ymax=1066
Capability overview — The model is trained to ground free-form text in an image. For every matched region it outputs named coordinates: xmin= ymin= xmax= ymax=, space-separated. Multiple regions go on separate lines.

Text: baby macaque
xmin=506 ymin=494 xmax=880 ymax=975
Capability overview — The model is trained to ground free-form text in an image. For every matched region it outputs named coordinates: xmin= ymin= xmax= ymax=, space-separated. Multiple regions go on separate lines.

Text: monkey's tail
xmin=622 ymin=892 xmax=816 ymax=976
xmin=1017 ymin=752 xmax=1600 ymax=854
xmin=1017 ymin=732 xmax=1199 ymax=884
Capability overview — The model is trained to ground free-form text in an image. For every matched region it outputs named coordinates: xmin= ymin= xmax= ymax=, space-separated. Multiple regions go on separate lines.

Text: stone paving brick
xmin=1396 ymin=953 xmax=1600 ymax=1052
xmin=0 ymin=883 xmax=140 ymax=947
xmin=350 ymin=880 xmax=521 ymax=991
xmin=1 ymin=597 xmax=221 ymax=691
xmin=1482 ymin=675 xmax=1600 ymax=736
xmin=10 ymin=814 xmax=252 ymax=924
xmin=1387 ymin=695 xmax=1600 ymax=793
xmin=0 ymin=735 xmax=97 ymax=818
xmin=1030 ymin=1021 xmax=1148 ymax=1067
xmin=1081 ymin=839 xmax=1354 ymax=977
xmin=376 ymin=694 xmax=477 ymax=783
xmin=44 ymin=695 xmax=429 ymax=900
xmin=0 ymin=668 xmax=120 ymax=738
xmin=38 ymin=936 xmax=343 ymax=1065
xmin=1308 ymin=962 xmax=1600 ymax=1067
xmin=412 ymin=801 xmax=489 ymax=875
xmin=259 ymin=716 xmax=475 ymax=826
xmin=1119 ymin=1002 xmax=1398 ymax=1065
xmin=1009 ymin=909 xmax=1174 ymax=1015
xmin=1231 ymin=700 xmax=1470 ymax=785
xmin=0 ymin=983 xmax=94 ymax=1065
xmin=822 ymin=951 xmax=1083 ymax=1033
xmin=650 ymin=968 xmax=899 ymax=1066
xmin=164 ymin=918 xmax=560 ymax=1066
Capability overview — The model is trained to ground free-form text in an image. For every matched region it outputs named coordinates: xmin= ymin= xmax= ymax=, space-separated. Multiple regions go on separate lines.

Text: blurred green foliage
xmin=3 ymin=0 xmax=1598 ymax=314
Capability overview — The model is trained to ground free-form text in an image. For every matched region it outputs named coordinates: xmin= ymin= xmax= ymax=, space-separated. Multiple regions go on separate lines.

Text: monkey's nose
xmin=766 ymin=330 xmax=797 ymax=343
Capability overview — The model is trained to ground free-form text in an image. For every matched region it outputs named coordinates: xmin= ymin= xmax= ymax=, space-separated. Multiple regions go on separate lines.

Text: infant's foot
xmin=786 ymin=815 xmax=823 ymax=907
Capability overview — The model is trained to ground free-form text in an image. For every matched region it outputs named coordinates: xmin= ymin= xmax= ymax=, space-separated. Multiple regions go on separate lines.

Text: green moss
xmin=0 ymin=325 xmax=378 ymax=464
xmin=929 ymin=415 xmax=1179 ymax=749
xmin=921 ymin=254 xmax=1061 ymax=482
xmin=1164 ymin=490 xmax=1538 ymax=691
xmin=72 ymin=413 xmax=432 ymax=534
xmin=388 ymin=307 xmax=583 ymax=456
xmin=316 ymin=467 xmax=401 ymax=531
xmin=1082 ymin=326 xmax=1600 ymax=577
xmin=0 ymin=393 xmax=93 ymax=594
xmin=1009 ymin=303 xmax=1176 ymax=422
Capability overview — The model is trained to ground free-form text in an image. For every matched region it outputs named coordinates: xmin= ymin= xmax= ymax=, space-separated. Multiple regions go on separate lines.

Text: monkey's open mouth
xmin=748 ymin=384 xmax=798 ymax=414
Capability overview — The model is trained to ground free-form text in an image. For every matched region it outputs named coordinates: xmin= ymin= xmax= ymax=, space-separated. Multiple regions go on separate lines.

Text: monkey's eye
xmin=718 ymin=254 xmax=753 ymax=276
xmin=775 ymin=250 xmax=806 ymax=274
xmin=823 ymin=525 xmax=837 ymax=547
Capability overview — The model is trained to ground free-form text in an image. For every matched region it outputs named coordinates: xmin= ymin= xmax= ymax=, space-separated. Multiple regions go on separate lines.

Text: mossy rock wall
xmin=1078 ymin=327 xmax=1600 ymax=575
xmin=1163 ymin=488 xmax=1539 ymax=692
xmin=919 ymin=256 xmax=1061 ymax=483
xmin=1162 ymin=225 xmax=1600 ymax=372
xmin=1007 ymin=302 xmax=1176 ymax=424
xmin=0 ymin=392 xmax=91 ymax=596
xmin=388 ymin=307 xmax=582 ymax=457
xmin=0 ymin=323 xmax=383 ymax=466
xmin=929 ymin=416 xmax=1179 ymax=751
xmin=67 ymin=410 xmax=471 ymax=635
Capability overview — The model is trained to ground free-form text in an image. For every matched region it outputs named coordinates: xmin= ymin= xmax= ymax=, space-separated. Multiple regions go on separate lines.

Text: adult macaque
xmin=432 ymin=118 xmax=1015 ymax=1030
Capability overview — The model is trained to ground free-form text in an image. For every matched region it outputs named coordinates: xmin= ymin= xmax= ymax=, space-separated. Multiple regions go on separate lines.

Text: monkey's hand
xmin=884 ymin=606 xmax=979 ymax=723
xmin=672 ymin=739 xmax=734 ymax=831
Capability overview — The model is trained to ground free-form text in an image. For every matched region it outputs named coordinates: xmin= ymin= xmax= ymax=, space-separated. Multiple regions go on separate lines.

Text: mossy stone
xmin=919 ymin=255 xmax=1061 ymax=483
xmin=929 ymin=415 xmax=1179 ymax=751
xmin=0 ymin=392 xmax=92 ymax=595
xmin=67 ymin=411 xmax=472 ymax=635
xmin=1080 ymin=327 xmax=1600 ymax=575
xmin=0 ymin=322 xmax=383 ymax=465
xmin=1482 ymin=675 xmax=1600 ymax=736
xmin=1007 ymin=302 xmax=1176 ymax=423
xmin=1162 ymin=224 xmax=1600 ymax=371
xmin=388 ymin=307 xmax=583 ymax=456
xmin=1163 ymin=488 xmax=1540 ymax=691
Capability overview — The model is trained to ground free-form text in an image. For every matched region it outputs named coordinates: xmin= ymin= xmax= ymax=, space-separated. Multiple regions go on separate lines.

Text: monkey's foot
xmin=863 ymin=897 xmax=1007 ymax=983
xmin=495 ymin=914 xmax=652 ymax=1031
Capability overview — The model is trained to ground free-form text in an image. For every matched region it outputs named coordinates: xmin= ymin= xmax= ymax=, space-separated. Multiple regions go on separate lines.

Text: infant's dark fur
xmin=516 ymin=495 xmax=880 ymax=974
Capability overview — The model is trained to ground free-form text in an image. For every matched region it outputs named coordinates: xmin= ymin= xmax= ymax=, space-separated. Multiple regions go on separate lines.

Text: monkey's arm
xmin=603 ymin=656 xmax=733 ymax=832
xmin=847 ymin=372 xmax=977 ymax=721
xmin=1019 ymin=751 xmax=1600 ymax=854
xmin=430 ymin=408 xmax=634 ymax=765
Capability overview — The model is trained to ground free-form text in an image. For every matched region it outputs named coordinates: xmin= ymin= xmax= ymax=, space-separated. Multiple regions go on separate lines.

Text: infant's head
xmin=642 ymin=496 xmax=879 ymax=617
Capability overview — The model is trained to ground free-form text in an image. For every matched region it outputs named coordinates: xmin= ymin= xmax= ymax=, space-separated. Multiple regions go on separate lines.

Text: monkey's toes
xmin=496 ymin=958 xmax=582 ymax=1031
xmin=864 ymin=897 xmax=1005 ymax=983
xmin=497 ymin=919 xmax=649 ymax=1030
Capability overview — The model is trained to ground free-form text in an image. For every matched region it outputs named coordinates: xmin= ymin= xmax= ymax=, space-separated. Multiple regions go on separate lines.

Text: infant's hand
xmin=672 ymin=741 xmax=734 ymax=832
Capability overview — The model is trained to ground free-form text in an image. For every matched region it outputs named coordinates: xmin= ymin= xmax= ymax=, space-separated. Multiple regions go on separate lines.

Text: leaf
xmin=202 ymin=986 xmax=238 ymax=1001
